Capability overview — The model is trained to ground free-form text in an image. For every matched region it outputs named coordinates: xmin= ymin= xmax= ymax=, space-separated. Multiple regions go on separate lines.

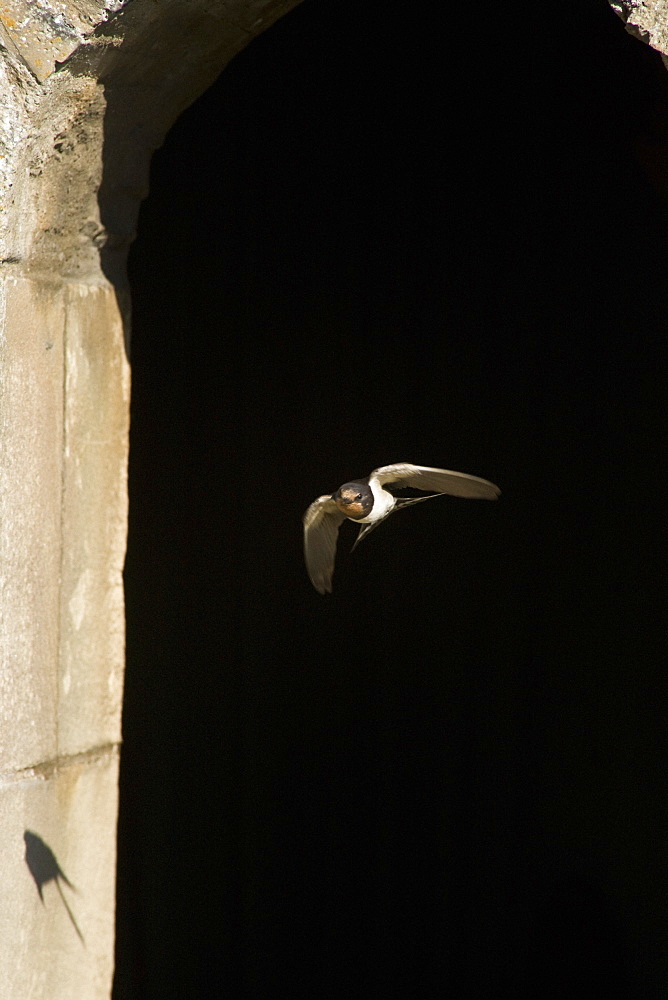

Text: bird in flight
xmin=303 ymin=462 xmax=500 ymax=594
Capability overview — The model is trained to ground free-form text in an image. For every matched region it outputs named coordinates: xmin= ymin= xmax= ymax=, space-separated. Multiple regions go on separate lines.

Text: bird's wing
xmin=303 ymin=495 xmax=346 ymax=594
xmin=370 ymin=463 xmax=500 ymax=499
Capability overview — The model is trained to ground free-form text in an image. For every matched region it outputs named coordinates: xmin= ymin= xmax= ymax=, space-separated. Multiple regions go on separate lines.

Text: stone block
xmin=0 ymin=276 xmax=65 ymax=772
xmin=0 ymin=1 xmax=129 ymax=81
xmin=58 ymin=282 xmax=129 ymax=756
xmin=0 ymin=748 xmax=119 ymax=999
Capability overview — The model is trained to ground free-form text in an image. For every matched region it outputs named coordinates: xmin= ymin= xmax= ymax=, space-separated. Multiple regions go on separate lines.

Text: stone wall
xmin=610 ymin=0 xmax=668 ymax=64
xmin=0 ymin=2 xmax=300 ymax=997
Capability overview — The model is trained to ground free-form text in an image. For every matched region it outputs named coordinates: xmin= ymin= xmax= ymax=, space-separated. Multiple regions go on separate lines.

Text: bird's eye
xmin=355 ymin=494 xmax=362 ymax=501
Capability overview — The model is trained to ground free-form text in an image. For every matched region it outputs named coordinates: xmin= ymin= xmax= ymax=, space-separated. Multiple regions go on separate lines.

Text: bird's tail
xmin=351 ymin=494 xmax=442 ymax=551
xmin=392 ymin=493 xmax=442 ymax=509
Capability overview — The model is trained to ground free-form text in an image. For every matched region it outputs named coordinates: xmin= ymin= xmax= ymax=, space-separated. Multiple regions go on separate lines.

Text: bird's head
xmin=332 ymin=481 xmax=373 ymax=520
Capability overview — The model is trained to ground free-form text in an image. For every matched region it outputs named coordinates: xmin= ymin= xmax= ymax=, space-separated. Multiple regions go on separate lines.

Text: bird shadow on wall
xmin=23 ymin=830 xmax=85 ymax=945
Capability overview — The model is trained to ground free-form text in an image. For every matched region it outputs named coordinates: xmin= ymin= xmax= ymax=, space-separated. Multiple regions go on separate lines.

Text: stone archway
xmin=0 ymin=3 xmax=300 ymax=996
xmin=1 ymin=1 xmax=667 ymax=997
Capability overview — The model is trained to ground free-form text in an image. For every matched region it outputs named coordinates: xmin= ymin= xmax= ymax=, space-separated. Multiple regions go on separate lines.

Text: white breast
xmin=359 ymin=477 xmax=396 ymax=523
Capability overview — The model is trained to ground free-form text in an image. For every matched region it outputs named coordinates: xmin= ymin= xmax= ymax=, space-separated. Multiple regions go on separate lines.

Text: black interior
xmin=114 ymin=1 xmax=667 ymax=996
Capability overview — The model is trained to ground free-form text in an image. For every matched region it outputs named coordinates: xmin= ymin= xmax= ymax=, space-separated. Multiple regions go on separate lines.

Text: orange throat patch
xmin=335 ymin=499 xmax=367 ymax=520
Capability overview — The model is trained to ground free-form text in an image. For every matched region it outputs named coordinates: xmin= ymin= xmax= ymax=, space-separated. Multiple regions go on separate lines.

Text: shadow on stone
xmin=24 ymin=830 xmax=85 ymax=945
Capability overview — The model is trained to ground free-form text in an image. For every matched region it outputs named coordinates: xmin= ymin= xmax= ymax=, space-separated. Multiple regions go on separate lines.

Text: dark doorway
xmin=115 ymin=2 xmax=666 ymax=997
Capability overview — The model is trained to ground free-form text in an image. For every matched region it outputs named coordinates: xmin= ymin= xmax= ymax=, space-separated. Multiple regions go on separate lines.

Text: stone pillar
xmin=0 ymin=2 xmax=300 ymax=996
xmin=0 ymin=273 xmax=128 ymax=996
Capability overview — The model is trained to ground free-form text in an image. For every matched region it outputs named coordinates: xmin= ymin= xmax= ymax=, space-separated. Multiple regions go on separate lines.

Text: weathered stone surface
xmin=0 ymin=275 xmax=128 ymax=771
xmin=0 ymin=276 xmax=65 ymax=772
xmin=58 ymin=282 xmax=129 ymax=756
xmin=0 ymin=61 xmax=108 ymax=278
xmin=0 ymin=1 xmax=128 ymax=81
xmin=609 ymin=0 xmax=668 ymax=56
xmin=0 ymin=748 xmax=119 ymax=999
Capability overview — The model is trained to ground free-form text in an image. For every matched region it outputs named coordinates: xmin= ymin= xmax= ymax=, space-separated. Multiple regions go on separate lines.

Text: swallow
xmin=303 ymin=462 xmax=500 ymax=594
